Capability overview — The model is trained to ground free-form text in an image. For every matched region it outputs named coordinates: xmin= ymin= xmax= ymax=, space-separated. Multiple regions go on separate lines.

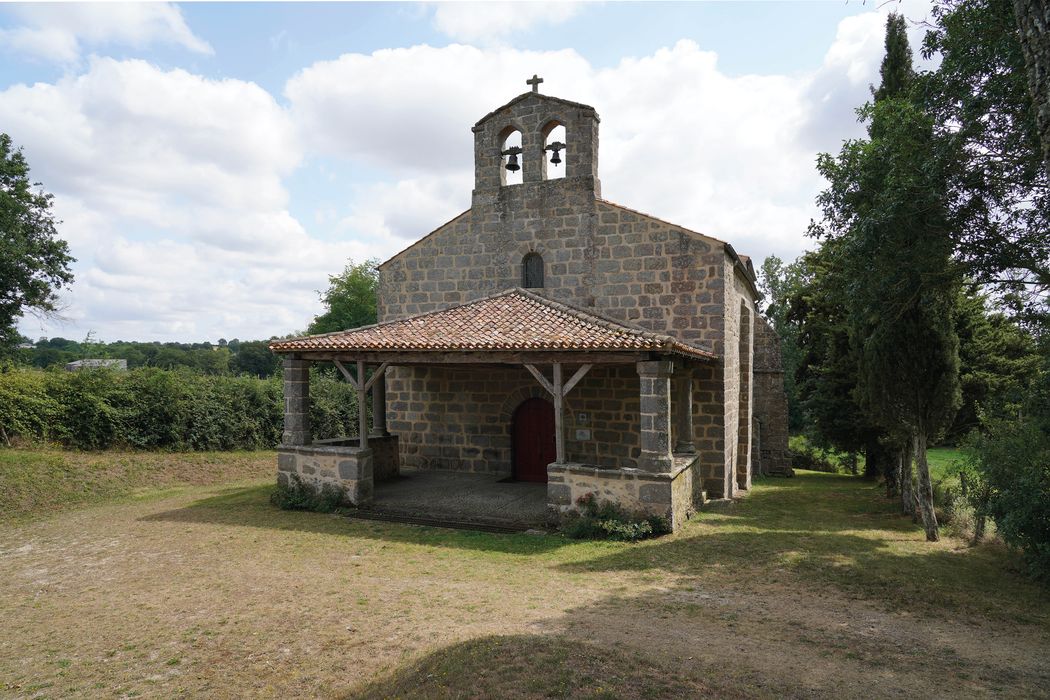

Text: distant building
xmin=16 ymin=342 xmax=34 ymax=350
xmin=65 ymin=359 xmax=128 ymax=372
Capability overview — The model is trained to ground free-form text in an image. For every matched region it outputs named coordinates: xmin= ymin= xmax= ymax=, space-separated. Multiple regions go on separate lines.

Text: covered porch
xmin=269 ymin=289 xmax=719 ymax=531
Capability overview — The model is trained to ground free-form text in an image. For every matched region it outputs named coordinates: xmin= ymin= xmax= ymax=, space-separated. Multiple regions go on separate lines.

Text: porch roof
xmin=269 ymin=288 xmax=716 ymax=361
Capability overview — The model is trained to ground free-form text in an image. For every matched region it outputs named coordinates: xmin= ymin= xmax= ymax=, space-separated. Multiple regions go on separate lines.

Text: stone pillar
xmin=674 ymin=364 xmax=696 ymax=454
xmin=637 ymin=360 xmax=674 ymax=472
xmin=282 ymin=356 xmax=311 ymax=446
xmin=371 ymin=371 xmax=388 ymax=437
xmin=357 ymin=360 xmax=368 ymax=450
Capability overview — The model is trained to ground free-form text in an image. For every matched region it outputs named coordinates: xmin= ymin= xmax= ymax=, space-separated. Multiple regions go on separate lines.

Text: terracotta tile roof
xmin=270 ymin=289 xmax=715 ymax=360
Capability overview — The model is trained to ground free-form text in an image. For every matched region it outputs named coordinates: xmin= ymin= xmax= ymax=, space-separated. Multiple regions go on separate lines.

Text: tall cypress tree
xmin=812 ymin=14 xmax=962 ymax=540
xmin=874 ymin=14 xmax=915 ymax=102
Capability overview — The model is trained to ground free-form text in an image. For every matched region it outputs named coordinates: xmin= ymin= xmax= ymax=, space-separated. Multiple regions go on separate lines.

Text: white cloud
xmin=431 ymin=2 xmax=583 ymax=44
xmin=0 ymin=57 xmax=379 ymax=342
xmin=289 ymin=1 xmax=939 ymax=272
xmin=286 ymin=41 xmax=825 ymax=268
xmin=286 ymin=44 xmax=592 ymax=175
xmin=9 ymin=1 xmax=937 ymax=343
xmin=0 ymin=3 xmax=211 ymax=63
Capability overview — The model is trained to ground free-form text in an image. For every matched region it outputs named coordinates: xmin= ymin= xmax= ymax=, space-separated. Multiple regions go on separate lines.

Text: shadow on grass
xmin=554 ymin=474 xmax=1047 ymax=625
xmin=141 ymin=473 xmax=1047 ymax=624
xmin=346 ymin=583 xmax=1050 ymax=699
xmin=346 ymin=633 xmax=732 ymax=700
xmin=140 ymin=483 xmax=576 ymax=556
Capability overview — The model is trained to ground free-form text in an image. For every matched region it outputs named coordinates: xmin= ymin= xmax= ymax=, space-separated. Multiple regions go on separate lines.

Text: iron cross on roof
xmin=526 ymin=74 xmax=543 ymax=93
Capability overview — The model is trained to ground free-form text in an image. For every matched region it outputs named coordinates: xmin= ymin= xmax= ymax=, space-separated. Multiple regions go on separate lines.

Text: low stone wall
xmin=277 ymin=445 xmax=374 ymax=506
xmin=547 ymin=455 xmax=698 ymax=531
xmin=310 ymin=435 xmax=400 ymax=482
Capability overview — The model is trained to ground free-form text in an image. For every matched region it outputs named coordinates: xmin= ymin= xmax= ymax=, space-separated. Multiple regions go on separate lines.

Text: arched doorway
xmin=512 ymin=397 xmax=556 ymax=482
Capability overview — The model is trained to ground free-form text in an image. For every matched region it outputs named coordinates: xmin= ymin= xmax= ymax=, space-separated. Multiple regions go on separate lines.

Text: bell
xmin=550 ymin=148 xmax=562 ymax=166
xmin=505 ymin=153 xmax=520 ymax=172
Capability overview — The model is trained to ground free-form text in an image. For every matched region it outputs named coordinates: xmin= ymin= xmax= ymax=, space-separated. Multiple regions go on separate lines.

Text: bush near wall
xmin=0 ymin=366 xmax=359 ymax=451
xmin=789 ymin=435 xmax=849 ymax=474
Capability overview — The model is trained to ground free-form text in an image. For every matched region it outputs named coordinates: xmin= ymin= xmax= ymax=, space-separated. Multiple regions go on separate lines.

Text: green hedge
xmin=0 ymin=366 xmax=359 ymax=451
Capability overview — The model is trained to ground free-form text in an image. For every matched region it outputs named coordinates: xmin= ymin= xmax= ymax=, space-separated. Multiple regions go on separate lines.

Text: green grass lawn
xmin=927 ymin=446 xmax=967 ymax=480
xmin=1 ymin=450 xmax=1048 ymax=698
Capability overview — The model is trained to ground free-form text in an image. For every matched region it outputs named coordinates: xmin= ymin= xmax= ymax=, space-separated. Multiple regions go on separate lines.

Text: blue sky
xmin=0 ymin=1 xmax=935 ymax=343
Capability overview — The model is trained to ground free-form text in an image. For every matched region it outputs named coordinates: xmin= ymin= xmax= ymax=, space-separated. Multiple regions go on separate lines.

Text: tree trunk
xmin=899 ymin=446 xmax=915 ymax=518
xmin=914 ymin=432 xmax=940 ymax=542
xmin=881 ymin=447 xmax=898 ymax=501
xmin=864 ymin=439 xmax=880 ymax=480
xmin=1013 ymin=0 xmax=1050 ymax=173
xmin=972 ymin=513 xmax=987 ymax=546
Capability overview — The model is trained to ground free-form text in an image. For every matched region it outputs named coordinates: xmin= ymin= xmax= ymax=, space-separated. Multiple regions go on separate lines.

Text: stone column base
xmin=277 ymin=445 xmax=374 ymax=506
xmin=547 ymin=457 xmax=699 ymax=532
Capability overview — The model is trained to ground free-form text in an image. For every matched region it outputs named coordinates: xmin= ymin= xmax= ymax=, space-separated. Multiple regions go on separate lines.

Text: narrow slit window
xmin=522 ymin=252 xmax=544 ymax=288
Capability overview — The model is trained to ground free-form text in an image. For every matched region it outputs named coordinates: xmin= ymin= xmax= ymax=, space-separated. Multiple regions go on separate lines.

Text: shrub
xmin=966 ymin=419 xmax=1050 ymax=581
xmin=560 ymin=493 xmax=672 ymax=542
xmin=932 ymin=473 xmax=981 ymax=542
xmin=788 ymin=435 xmax=841 ymax=473
xmin=0 ymin=366 xmax=354 ymax=452
xmin=270 ymin=474 xmax=345 ymax=513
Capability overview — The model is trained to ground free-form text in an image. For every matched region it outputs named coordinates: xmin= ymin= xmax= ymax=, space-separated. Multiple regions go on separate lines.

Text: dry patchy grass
xmin=1 ymin=453 xmax=1048 ymax=699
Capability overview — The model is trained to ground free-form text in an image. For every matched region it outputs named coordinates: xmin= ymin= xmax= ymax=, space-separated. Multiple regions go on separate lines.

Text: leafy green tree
xmin=923 ymin=0 xmax=1050 ymax=318
xmin=788 ymin=242 xmax=893 ymax=483
xmin=950 ymin=287 xmax=1041 ymax=440
xmin=875 ymin=13 xmax=916 ymax=102
xmin=756 ymin=255 xmax=805 ymax=431
xmin=0 ymin=133 xmax=74 ymax=354
xmin=965 ymin=341 xmax=1050 ymax=580
xmin=307 ymin=259 xmax=380 ymax=335
xmin=231 ymin=340 xmax=280 ymax=378
xmin=812 ymin=14 xmax=962 ymax=540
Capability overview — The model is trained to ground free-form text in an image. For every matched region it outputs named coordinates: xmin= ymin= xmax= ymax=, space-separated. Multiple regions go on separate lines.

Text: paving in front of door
xmin=362 ymin=469 xmax=548 ymax=530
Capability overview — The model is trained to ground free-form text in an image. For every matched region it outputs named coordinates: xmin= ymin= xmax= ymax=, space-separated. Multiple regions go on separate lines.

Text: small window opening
xmin=542 ymin=122 xmax=566 ymax=181
xmin=522 ymin=252 xmax=544 ymax=288
xmin=500 ymin=127 xmax=523 ymax=186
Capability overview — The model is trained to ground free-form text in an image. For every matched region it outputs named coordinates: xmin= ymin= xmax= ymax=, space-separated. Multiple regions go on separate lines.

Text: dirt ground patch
xmin=1 ymin=460 xmax=1048 ymax=699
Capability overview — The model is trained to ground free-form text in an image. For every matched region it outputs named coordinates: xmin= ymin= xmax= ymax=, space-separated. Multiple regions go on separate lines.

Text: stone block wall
xmin=548 ymin=454 xmax=698 ymax=531
xmin=277 ymin=445 xmax=374 ymax=506
xmin=312 ymin=435 xmax=400 ymax=482
xmin=385 ymin=364 xmax=642 ymax=474
xmin=753 ymin=317 xmax=791 ymax=476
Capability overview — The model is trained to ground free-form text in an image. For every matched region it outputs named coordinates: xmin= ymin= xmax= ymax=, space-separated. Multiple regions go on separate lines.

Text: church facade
xmin=270 ymin=81 xmax=791 ymax=531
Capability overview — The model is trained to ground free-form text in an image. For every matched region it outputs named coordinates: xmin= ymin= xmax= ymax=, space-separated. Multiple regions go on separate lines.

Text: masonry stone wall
xmin=386 ymin=364 xmax=641 ymax=474
xmin=548 ymin=455 xmax=698 ymax=531
xmin=753 ymin=316 xmax=791 ymax=476
xmin=312 ymin=435 xmax=400 ymax=482
xmin=277 ymin=445 xmax=374 ymax=506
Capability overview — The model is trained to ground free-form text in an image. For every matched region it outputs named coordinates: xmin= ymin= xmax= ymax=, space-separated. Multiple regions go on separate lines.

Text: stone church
xmin=270 ymin=78 xmax=790 ymax=531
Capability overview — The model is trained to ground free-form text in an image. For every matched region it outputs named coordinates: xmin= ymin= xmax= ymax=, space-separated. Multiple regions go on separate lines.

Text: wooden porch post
xmin=522 ymin=362 xmax=592 ymax=466
xmin=553 ymin=363 xmax=564 ymax=464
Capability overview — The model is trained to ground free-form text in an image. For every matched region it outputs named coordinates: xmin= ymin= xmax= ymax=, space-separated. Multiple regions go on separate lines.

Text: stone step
xmin=344 ymin=509 xmax=541 ymax=534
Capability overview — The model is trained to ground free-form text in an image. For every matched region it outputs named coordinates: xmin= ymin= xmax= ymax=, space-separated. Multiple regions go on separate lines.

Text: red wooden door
xmin=512 ymin=398 xmax=556 ymax=482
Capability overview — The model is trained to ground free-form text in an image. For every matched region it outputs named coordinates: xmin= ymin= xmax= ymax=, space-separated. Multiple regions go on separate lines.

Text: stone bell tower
xmin=471 ymin=75 xmax=601 ymax=208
